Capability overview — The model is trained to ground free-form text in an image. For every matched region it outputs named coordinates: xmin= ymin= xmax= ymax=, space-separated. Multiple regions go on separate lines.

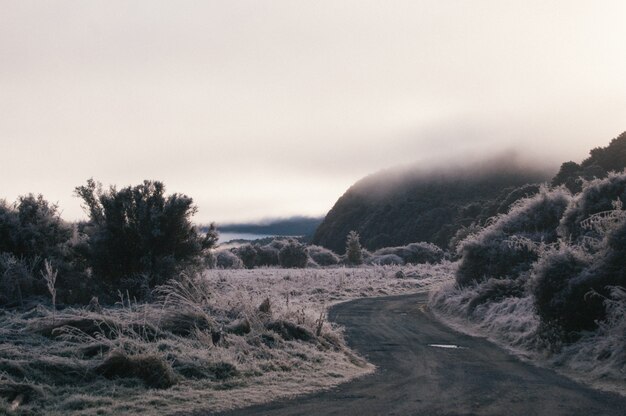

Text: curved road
xmin=211 ymin=293 xmax=625 ymax=416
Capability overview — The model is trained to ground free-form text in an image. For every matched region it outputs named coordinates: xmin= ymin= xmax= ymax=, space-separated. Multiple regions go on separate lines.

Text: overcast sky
xmin=1 ymin=1 xmax=625 ymax=223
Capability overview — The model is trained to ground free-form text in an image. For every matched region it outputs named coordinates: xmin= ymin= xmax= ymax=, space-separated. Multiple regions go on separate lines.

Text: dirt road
xmin=211 ymin=293 xmax=625 ymax=415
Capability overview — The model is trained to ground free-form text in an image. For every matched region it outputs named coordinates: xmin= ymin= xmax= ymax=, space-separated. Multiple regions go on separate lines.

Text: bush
xmin=456 ymin=187 xmax=571 ymax=286
xmin=531 ymin=246 xmax=593 ymax=334
xmin=215 ymin=250 xmax=244 ymax=269
xmin=0 ymin=195 xmax=73 ymax=263
xmin=372 ymin=242 xmax=444 ymax=265
xmin=467 ymin=277 xmax=525 ymax=312
xmin=235 ymin=244 xmax=257 ymax=269
xmin=0 ymin=195 xmax=75 ymax=305
xmin=0 ymin=253 xmax=39 ymax=306
xmin=558 ymin=172 xmax=626 ymax=242
xmin=368 ymin=253 xmax=404 ymax=265
xmin=254 ymin=244 xmax=280 ymax=267
xmin=307 ymin=245 xmax=340 ymax=266
xmin=74 ymin=179 xmax=214 ymax=298
xmin=278 ymin=240 xmax=308 ymax=268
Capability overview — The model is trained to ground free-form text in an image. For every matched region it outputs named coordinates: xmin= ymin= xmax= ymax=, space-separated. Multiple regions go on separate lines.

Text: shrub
xmin=368 ymin=253 xmax=404 ymax=265
xmin=0 ymin=195 xmax=74 ymax=305
xmin=254 ymin=244 xmax=280 ymax=267
xmin=456 ymin=187 xmax=571 ymax=286
xmin=0 ymin=253 xmax=38 ymax=306
xmin=531 ymin=246 xmax=593 ymax=334
xmin=74 ymin=180 xmax=213 ymax=298
xmin=467 ymin=277 xmax=525 ymax=312
xmin=307 ymin=245 xmax=340 ymax=266
xmin=215 ymin=250 xmax=244 ymax=269
xmin=278 ymin=240 xmax=308 ymax=268
xmin=558 ymin=172 xmax=626 ymax=242
xmin=372 ymin=242 xmax=444 ymax=265
xmin=532 ymin=179 xmax=626 ymax=335
xmin=0 ymin=195 xmax=73 ymax=263
xmin=235 ymin=244 xmax=257 ymax=269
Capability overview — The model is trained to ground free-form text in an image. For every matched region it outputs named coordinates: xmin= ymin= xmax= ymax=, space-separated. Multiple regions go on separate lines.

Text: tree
xmin=74 ymin=179 xmax=212 ymax=297
xmin=345 ymin=231 xmax=363 ymax=265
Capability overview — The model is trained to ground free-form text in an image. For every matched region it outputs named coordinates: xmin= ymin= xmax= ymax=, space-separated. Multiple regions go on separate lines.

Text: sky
xmin=1 ymin=1 xmax=625 ymax=224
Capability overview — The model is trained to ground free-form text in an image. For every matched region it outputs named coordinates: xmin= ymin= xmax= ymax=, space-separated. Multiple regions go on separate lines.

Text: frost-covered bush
xmin=372 ymin=242 xmax=444 ymax=265
xmin=532 ymin=180 xmax=626 ymax=335
xmin=235 ymin=244 xmax=257 ymax=269
xmin=456 ymin=187 xmax=571 ymax=286
xmin=307 ymin=245 xmax=340 ymax=266
xmin=558 ymin=172 xmax=626 ymax=242
xmin=431 ymin=167 xmax=626 ymax=386
xmin=466 ymin=277 xmax=525 ymax=312
xmin=368 ymin=253 xmax=404 ymax=265
xmin=254 ymin=244 xmax=280 ymax=267
xmin=530 ymin=246 xmax=592 ymax=334
xmin=215 ymin=250 xmax=244 ymax=269
xmin=278 ymin=240 xmax=308 ymax=268
xmin=558 ymin=286 xmax=626 ymax=380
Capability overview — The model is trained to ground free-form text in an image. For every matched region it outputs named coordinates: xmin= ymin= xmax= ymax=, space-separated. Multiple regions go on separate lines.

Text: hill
xmin=217 ymin=216 xmax=323 ymax=238
xmin=313 ymin=156 xmax=552 ymax=254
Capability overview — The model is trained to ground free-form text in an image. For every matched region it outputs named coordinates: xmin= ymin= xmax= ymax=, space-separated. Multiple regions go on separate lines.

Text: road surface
xmin=209 ymin=293 xmax=625 ymax=415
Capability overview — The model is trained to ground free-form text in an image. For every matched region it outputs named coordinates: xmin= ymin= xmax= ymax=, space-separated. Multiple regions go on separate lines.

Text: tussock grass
xmin=95 ymin=350 xmax=177 ymax=389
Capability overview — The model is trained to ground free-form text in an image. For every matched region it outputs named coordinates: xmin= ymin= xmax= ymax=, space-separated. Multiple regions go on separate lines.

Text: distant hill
xmin=216 ymin=216 xmax=323 ymax=238
xmin=313 ymin=156 xmax=552 ymax=254
xmin=552 ymin=131 xmax=626 ymax=193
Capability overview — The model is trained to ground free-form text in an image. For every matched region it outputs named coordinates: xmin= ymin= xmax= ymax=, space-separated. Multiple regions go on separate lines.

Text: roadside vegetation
xmin=430 ymin=134 xmax=626 ymax=393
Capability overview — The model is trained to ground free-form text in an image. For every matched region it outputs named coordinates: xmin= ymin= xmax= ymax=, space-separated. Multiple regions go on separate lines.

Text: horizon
xmin=2 ymin=1 xmax=625 ymax=223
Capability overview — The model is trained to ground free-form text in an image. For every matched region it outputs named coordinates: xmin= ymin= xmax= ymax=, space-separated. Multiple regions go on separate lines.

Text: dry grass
xmin=0 ymin=263 xmax=451 ymax=415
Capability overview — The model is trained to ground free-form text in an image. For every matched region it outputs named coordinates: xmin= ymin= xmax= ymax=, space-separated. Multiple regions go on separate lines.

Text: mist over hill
xmin=216 ymin=216 xmax=323 ymax=238
xmin=313 ymin=155 xmax=554 ymax=254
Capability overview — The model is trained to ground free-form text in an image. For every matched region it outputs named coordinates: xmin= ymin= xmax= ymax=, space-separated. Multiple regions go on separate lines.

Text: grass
xmin=429 ymin=278 xmax=626 ymax=395
xmin=0 ymin=263 xmax=451 ymax=415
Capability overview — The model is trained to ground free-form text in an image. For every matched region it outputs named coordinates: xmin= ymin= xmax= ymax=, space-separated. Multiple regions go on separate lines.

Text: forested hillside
xmin=313 ymin=157 xmax=551 ymax=253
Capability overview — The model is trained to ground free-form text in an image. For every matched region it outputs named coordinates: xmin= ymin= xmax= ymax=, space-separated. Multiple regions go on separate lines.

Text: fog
xmin=352 ymin=151 xmax=555 ymax=200
xmin=1 ymin=1 xmax=625 ymax=223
